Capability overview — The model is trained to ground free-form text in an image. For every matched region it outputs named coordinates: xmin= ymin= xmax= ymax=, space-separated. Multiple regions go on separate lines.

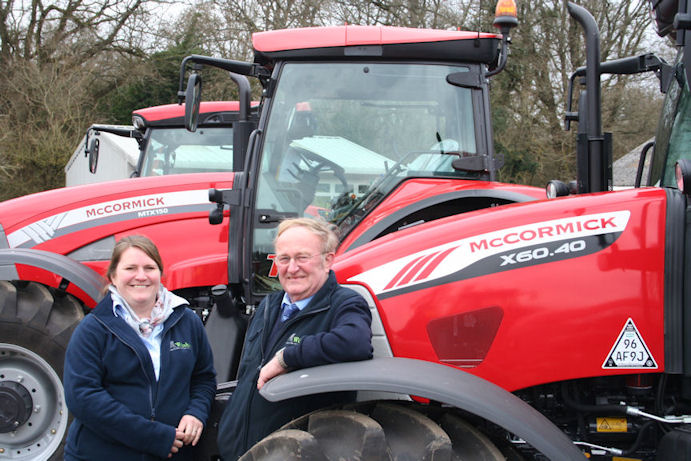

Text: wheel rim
xmin=0 ymin=343 xmax=67 ymax=461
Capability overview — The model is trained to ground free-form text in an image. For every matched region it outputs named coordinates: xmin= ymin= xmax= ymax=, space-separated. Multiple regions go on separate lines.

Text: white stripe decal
xmin=348 ymin=210 xmax=630 ymax=295
xmin=7 ymin=189 xmax=210 ymax=247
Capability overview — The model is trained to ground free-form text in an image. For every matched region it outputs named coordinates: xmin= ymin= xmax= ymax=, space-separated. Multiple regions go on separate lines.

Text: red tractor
xmin=66 ymin=101 xmax=246 ymax=186
xmin=0 ymin=73 xmax=258 ymax=459
xmin=82 ymin=96 xmax=255 ymax=180
xmin=72 ymin=72 xmax=255 ymax=184
xmin=2 ymin=0 xmax=689 ymax=459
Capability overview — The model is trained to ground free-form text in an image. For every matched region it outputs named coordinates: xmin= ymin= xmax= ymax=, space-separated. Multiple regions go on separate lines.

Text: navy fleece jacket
xmin=63 ymin=294 xmax=216 ymax=461
xmin=217 ymin=271 xmax=373 ymax=460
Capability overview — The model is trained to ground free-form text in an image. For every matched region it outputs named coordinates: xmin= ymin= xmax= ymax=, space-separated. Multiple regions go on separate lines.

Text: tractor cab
xmin=555 ymin=0 xmax=691 ymax=194
xmin=133 ymin=102 xmax=241 ymax=176
xmin=250 ymin=59 xmax=492 ymax=292
xmin=83 ymin=101 xmax=251 ymax=178
xmin=83 ymin=69 xmax=258 ymax=180
xmin=177 ymin=5 xmax=546 ymax=307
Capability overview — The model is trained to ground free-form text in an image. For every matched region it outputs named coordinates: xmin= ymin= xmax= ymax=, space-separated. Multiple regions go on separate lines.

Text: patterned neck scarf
xmin=109 ymin=285 xmax=180 ymax=337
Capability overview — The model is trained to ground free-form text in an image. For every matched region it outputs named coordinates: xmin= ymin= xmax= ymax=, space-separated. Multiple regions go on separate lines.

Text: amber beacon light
xmin=494 ymin=0 xmax=518 ymax=31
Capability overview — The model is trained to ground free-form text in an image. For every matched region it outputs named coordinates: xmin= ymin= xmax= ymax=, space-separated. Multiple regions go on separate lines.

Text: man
xmin=217 ymin=218 xmax=373 ymax=460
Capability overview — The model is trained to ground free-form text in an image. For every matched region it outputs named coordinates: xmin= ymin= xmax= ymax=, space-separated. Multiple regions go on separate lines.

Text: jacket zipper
xmin=96 ymin=308 xmax=185 ymax=421
xmin=96 ymin=316 xmax=157 ymax=419
xmin=153 ymin=311 xmax=184 ymax=411
xmin=240 ymin=301 xmax=330 ymax=451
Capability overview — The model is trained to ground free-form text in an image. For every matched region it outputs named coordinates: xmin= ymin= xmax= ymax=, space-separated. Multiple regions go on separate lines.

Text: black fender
xmin=0 ymin=248 xmax=106 ymax=304
xmin=343 ymin=189 xmax=541 ymax=251
xmin=260 ymin=357 xmax=585 ymax=460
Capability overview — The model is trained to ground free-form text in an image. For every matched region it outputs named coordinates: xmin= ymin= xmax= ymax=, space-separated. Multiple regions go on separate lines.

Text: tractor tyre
xmin=240 ymin=401 xmax=506 ymax=461
xmin=0 ymin=281 xmax=84 ymax=461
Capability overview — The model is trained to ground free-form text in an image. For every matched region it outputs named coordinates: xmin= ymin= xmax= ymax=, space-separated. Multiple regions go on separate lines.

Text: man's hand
xmin=178 ymin=414 xmax=204 ymax=446
xmin=168 ymin=430 xmax=184 ymax=458
xmin=257 ymin=355 xmax=288 ymax=390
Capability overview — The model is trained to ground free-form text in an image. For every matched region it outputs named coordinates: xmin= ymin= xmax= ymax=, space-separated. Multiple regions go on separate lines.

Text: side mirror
xmin=185 ymin=73 xmax=202 ymax=133
xmin=675 ymin=159 xmax=691 ymax=194
xmin=88 ymin=138 xmax=100 ymax=174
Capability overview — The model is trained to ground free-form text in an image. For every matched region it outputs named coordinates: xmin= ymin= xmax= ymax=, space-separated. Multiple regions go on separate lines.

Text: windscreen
xmin=140 ymin=126 xmax=234 ymax=176
xmin=252 ymin=61 xmax=480 ymax=293
xmin=649 ymin=50 xmax=691 ymax=187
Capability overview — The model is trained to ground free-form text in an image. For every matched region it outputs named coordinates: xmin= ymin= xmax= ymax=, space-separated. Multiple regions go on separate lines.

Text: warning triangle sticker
xmin=603 ymin=318 xmax=657 ymax=369
xmin=598 ymin=419 xmax=611 ymax=431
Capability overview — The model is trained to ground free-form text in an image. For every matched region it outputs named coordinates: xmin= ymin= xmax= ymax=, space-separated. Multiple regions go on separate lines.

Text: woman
xmin=63 ymin=235 xmax=216 ymax=460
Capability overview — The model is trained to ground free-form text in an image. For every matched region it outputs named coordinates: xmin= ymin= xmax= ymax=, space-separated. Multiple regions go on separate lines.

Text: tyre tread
xmin=242 ymin=402 xmax=506 ymax=461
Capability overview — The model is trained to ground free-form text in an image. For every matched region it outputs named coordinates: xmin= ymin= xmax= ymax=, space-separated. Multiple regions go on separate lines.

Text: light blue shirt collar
xmin=281 ymin=293 xmax=312 ymax=312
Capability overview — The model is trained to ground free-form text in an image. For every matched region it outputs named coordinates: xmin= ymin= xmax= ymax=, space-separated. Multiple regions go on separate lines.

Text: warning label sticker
xmin=596 ymin=417 xmax=628 ymax=433
xmin=602 ymin=318 xmax=657 ymax=369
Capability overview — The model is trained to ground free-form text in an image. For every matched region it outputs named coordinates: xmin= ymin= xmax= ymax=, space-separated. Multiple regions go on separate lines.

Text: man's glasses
xmin=275 ymin=253 xmax=324 ymax=266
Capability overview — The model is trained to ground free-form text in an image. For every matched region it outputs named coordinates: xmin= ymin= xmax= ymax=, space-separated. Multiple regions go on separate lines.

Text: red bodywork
xmin=1 ymin=173 xmax=234 ymax=305
xmin=133 ymin=101 xmax=245 ymax=124
xmin=339 ymin=178 xmax=547 ymax=252
xmin=253 ymin=25 xmax=500 ymax=52
xmin=1 ymin=174 xmax=542 ymax=309
xmin=335 ymin=186 xmax=667 ymax=392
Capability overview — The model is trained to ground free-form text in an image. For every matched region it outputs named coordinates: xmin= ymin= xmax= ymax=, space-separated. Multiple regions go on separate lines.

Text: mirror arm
xmin=485 ymin=35 xmax=510 ymax=78
xmin=85 ymin=125 xmax=142 ymax=156
xmin=178 ymin=55 xmax=269 ymax=102
xmin=87 ymin=125 xmax=142 ymax=139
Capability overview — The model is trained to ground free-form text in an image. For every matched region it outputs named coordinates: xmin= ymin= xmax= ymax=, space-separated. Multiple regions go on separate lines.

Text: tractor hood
xmin=1 ymin=173 xmax=233 ymax=250
xmin=0 ymin=173 xmax=234 ymax=292
xmin=334 ymin=187 xmax=673 ymax=392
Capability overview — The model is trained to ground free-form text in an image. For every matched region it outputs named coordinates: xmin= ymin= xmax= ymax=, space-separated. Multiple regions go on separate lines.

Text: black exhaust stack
xmin=567 ymin=2 xmax=612 ymax=193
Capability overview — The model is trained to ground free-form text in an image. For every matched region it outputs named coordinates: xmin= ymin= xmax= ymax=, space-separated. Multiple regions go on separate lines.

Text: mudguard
xmin=260 ymin=357 xmax=585 ymax=460
xmin=0 ymin=248 xmax=106 ymax=304
xmin=343 ymin=189 xmax=542 ymax=251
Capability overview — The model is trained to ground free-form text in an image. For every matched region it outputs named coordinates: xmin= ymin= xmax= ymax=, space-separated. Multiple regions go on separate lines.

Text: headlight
xmin=132 ymin=115 xmax=146 ymax=130
xmin=546 ymin=180 xmax=570 ymax=199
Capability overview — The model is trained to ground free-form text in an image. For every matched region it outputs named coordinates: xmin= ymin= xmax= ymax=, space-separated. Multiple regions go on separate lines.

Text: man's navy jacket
xmin=217 ymin=271 xmax=373 ymax=460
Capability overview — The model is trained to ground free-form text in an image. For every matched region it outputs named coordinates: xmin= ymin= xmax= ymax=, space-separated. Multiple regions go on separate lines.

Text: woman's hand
xmin=177 ymin=414 xmax=204 ymax=446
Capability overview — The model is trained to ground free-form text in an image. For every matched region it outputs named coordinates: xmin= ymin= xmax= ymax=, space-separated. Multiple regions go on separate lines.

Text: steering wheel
xmin=295 ymin=149 xmax=349 ymax=191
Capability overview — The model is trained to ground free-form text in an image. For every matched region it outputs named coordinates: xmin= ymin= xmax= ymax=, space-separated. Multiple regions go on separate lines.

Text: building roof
xmin=290 ymin=136 xmax=391 ymax=175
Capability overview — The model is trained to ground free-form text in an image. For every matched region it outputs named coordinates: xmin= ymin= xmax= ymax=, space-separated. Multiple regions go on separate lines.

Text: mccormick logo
xmin=468 ymin=216 xmax=618 ymax=253
xmin=348 ymin=210 xmax=630 ymax=297
xmin=85 ymin=197 xmax=165 ymax=217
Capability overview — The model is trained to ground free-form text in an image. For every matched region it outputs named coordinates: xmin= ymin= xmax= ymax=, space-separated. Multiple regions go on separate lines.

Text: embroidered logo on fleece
xmin=170 ymin=341 xmax=192 ymax=351
xmin=286 ymin=334 xmax=301 ymax=345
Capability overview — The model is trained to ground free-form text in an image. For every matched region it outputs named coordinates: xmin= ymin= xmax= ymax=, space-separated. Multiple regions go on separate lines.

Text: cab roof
xmin=133 ymin=101 xmax=242 ymax=124
xmin=253 ymin=25 xmax=501 ymax=65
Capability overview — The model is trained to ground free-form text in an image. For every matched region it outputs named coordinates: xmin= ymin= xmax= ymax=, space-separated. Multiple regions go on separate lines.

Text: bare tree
xmin=326 ymin=0 xmax=458 ymax=27
xmin=0 ymin=0 xmax=153 ymax=66
xmin=491 ymin=0 xmax=661 ymax=185
xmin=0 ymin=0 xmax=669 ymax=199
xmin=0 ymin=0 xmax=160 ymax=199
